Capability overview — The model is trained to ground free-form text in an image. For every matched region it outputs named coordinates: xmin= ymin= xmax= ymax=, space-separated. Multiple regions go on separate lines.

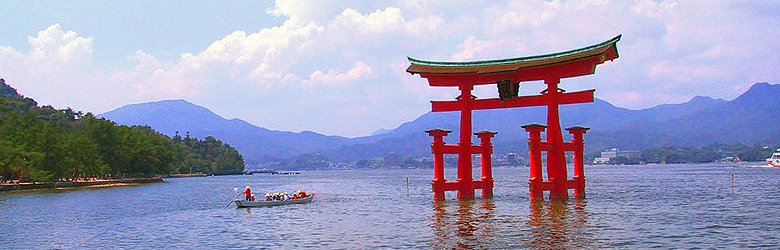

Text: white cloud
xmin=1 ymin=1 xmax=779 ymax=136
xmin=630 ymin=0 xmax=678 ymax=19
xmin=27 ymin=23 xmax=93 ymax=66
xmin=307 ymin=62 xmax=374 ymax=85
xmin=451 ymin=36 xmax=496 ymax=61
xmin=0 ymin=24 xmax=107 ymax=110
xmin=122 ymin=50 xmax=200 ymax=99
xmin=188 ymin=18 xmax=324 ymax=87
xmin=331 ymin=8 xmax=405 ymax=34
xmin=403 ymin=15 xmax=445 ymax=35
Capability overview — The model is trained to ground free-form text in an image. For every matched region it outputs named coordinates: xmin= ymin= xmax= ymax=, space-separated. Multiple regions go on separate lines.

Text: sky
xmin=1 ymin=0 xmax=778 ymax=137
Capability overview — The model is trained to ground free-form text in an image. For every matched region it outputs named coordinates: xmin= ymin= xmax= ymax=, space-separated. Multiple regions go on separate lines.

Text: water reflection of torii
xmin=527 ymin=200 xmax=590 ymax=248
xmin=430 ymin=199 xmax=590 ymax=248
xmin=430 ymin=200 xmax=497 ymax=249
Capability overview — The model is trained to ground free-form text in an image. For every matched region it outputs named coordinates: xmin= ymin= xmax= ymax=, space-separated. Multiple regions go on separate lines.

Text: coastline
xmin=0 ymin=177 xmax=163 ymax=192
xmin=164 ymin=173 xmax=208 ymax=178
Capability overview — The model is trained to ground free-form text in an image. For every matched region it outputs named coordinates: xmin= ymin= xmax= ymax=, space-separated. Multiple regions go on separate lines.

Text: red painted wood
xmin=417 ymin=40 xmax=615 ymax=201
xmin=431 ymin=89 xmax=594 ymax=112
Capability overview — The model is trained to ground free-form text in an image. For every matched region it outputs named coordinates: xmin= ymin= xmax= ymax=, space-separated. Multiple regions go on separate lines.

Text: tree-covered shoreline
xmin=585 ymin=143 xmax=778 ymax=165
xmin=0 ymin=78 xmax=245 ymax=183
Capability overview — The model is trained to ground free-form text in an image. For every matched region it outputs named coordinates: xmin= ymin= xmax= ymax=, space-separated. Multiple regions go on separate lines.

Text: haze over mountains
xmin=100 ymin=82 xmax=780 ymax=165
xmin=99 ymin=100 xmax=354 ymax=163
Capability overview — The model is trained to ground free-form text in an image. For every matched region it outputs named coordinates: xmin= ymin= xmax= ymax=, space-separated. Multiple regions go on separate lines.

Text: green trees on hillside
xmin=0 ymin=78 xmax=245 ymax=182
xmin=587 ymin=144 xmax=778 ymax=164
xmin=639 ymin=144 xmax=777 ymax=164
xmin=172 ymin=132 xmax=245 ymax=175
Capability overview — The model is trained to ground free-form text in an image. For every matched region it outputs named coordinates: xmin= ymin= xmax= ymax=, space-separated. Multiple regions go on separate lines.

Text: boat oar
xmin=225 ymin=188 xmax=242 ymax=208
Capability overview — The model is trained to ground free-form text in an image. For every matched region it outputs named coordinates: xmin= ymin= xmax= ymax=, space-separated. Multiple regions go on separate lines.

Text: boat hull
xmin=234 ymin=194 xmax=314 ymax=208
xmin=768 ymin=149 xmax=780 ymax=168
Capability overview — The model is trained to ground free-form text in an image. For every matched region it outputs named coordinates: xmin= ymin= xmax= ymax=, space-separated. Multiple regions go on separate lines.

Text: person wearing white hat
xmin=242 ymin=186 xmax=252 ymax=201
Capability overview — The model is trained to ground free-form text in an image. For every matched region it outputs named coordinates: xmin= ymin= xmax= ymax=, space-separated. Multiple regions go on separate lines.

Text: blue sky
xmin=1 ymin=0 xmax=778 ymax=137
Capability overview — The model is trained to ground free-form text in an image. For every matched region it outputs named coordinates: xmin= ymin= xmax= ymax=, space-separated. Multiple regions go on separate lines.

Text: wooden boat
xmin=234 ymin=193 xmax=315 ymax=208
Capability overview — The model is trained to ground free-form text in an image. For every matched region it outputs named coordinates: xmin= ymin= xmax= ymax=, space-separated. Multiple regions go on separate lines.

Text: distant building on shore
xmin=507 ymin=151 xmax=519 ymax=166
xmin=593 ymin=148 xmax=641 ymax=164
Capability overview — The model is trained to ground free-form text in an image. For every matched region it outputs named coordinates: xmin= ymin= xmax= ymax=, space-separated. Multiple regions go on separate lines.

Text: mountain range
xmin=100 ymin=82 xmax=780 ymax=165
xmin=98 ymin=100 xmax=357 ymax=163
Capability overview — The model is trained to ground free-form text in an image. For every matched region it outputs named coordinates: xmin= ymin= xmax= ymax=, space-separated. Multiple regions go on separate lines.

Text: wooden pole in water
xmin=406 ymin=176 xmax=409 ymax=196
xmin=731 ymin=172 xmax=735 ymax=194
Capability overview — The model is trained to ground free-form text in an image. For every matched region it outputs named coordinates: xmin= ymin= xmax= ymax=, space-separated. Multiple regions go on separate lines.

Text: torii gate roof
xmin=407 ymin=35 xmax=621 ymax=86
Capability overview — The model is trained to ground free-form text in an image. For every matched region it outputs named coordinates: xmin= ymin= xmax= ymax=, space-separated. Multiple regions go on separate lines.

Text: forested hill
xmin=0 ymin=78 xmax=245 ymax=182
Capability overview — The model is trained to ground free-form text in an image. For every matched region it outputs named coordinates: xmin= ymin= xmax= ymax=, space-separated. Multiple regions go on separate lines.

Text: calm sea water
xmin=2 ymin=163 xmax=779 ymax=249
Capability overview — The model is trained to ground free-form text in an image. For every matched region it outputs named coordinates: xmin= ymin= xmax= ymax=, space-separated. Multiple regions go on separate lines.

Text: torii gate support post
xmin=523 ymin=124 xmax=546 ymax=202
xmin=425 ymin=128 xmax=496 ymax=201
xmin=566 ymin=126 xmax=589 ymax=199
xmin=476 ymin=130 xmax=497 ymax=199
xmin=523 ymin=123 xmax=591 ymax=202
xmin=426 ymin=128 xmax=451 ymax=201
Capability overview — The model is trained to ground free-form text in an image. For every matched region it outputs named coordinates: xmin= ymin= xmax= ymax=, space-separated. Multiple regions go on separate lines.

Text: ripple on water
xmin=1 ymin=165 xmax=779 ymax=248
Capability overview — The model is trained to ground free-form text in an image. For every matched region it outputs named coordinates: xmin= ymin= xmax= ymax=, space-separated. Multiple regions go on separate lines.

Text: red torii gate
xmin=408 ymin=35 xmax=621 ymax=201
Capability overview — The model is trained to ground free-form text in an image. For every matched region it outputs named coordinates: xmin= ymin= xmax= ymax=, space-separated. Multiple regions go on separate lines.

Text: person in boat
xmin=242 ymin=186 xmax=253 ymax=201
xmin=265 ymin=193 xmax=272 ymax=201
xmin=283 ymin=192 xmax=290 ymax=201
xmin=299 ymin=189 xmax=307 ymax=198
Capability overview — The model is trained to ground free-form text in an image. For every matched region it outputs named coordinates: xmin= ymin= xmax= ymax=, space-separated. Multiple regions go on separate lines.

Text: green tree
xmin=1 ymin=78 xmax=245 ymax=181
